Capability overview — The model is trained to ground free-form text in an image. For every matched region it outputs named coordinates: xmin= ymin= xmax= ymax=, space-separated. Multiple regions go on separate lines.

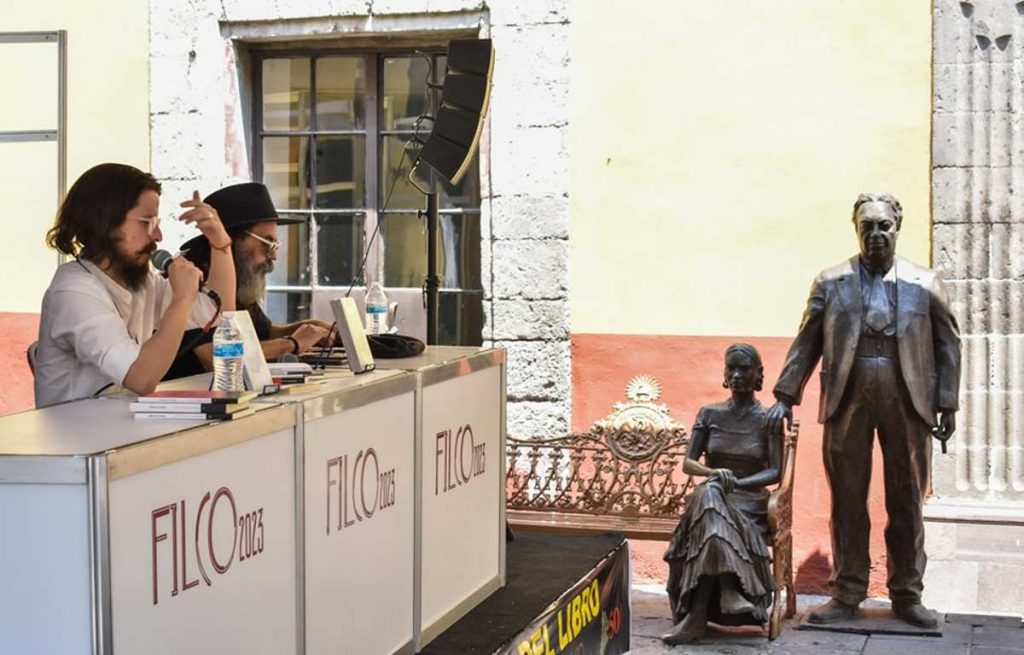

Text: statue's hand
xmin=712 ymin=469 xmax=737 ymax=493
xmin=937 ymin=411 xmax=956 ymax=441
xmin=766 ymin=399 xmax=793 ymax=436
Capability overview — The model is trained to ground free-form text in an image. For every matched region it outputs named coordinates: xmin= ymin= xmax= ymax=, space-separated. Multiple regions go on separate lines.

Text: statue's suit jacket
xmin=774 ymin=255 xmax=961 ymax=426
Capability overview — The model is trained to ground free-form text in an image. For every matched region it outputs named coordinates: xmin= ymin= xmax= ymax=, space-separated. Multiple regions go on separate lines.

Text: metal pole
xmin=425 ymin=191 xmax=439 ymax=344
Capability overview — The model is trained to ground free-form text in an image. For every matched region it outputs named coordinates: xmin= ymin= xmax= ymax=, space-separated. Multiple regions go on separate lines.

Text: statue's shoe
xmin=720 ymin=585 xmax=756 ymax=615
xmin=660 ymin=618 xmax=706 ymax=645
xmin=807 ymin=599 xmax=858 ymax=624
xmin=893 ymin=602 xmax=938 ymax=628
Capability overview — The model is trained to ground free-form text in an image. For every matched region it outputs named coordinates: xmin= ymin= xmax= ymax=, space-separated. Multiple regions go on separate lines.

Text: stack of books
xmin=131 ymin=390 xmax=258 ymax=420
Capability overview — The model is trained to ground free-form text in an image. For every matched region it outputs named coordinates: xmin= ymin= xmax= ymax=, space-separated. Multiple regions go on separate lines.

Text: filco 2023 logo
xmin=326 ymin=447 xmax=397 ymax=535
xmin=150 ymin=486 xmax=265 ymax=605
xmin=435 ymin=423 xmax=486 ymax=495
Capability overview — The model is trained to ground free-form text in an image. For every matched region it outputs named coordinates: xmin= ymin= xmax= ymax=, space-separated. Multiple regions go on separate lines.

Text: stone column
xmin=926 ymin=0 xmax=1024 ymax=615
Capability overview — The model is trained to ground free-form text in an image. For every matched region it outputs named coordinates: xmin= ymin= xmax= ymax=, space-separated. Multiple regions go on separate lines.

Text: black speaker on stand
xmin=416 ymin=38 xmax=493 ymax=344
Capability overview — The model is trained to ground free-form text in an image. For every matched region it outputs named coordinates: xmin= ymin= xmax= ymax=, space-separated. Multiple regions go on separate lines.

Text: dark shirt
xmin=162 ymin=304 xmax=274 ymax=381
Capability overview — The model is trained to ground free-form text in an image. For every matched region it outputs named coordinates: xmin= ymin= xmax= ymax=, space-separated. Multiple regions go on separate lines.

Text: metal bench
xmin=505 ymin=376 xmax=798 ymax=639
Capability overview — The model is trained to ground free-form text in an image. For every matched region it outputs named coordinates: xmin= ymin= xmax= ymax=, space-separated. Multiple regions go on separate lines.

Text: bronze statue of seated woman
xmin=661 ymin=343 xmax=782 ymax=645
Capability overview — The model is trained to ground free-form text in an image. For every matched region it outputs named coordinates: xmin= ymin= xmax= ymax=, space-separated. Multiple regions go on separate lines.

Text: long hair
xmin=46 ymin=163 xmax=161 ymax=261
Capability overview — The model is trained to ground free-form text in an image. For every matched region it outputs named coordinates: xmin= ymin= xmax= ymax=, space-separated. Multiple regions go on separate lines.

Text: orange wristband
xmin=211 ymin=238 xmax=232 ymax=253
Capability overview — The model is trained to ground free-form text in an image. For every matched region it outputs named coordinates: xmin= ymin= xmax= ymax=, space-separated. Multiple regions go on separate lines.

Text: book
xmin=129 ymin=402 xmax=249 ymax=414
xmin=137 ymin=390 xmax=258 ymax=404
xmin=272 ymin=375 xmax=308 ymax=385
xmin=133 ymin=408 xmax=256 ymax=421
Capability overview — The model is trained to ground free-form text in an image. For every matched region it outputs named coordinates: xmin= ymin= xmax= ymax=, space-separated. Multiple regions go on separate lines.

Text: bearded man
xmin=34 ymin=163 xmax=235 ymax=406
xmin=166 ymin=183 xmax=330 ymax=379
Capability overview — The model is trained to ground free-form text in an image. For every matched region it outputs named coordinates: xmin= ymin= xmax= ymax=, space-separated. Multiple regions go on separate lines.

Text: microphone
xmin=150 ymin=249 xmax=176 ymax=276
xmin=150 ymin=249 xmax=221 ymax=309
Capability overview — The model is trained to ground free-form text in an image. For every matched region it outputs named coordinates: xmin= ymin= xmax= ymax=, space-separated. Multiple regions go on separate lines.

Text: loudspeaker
xmin=419 ymin=39 xmax=494 ymax=185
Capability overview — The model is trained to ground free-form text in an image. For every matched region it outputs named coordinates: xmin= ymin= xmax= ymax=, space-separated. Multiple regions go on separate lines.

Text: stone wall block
xmin=370 ymin=0 xmax=482 ymax=15
xmin=507 ymin=399 xmax=570 ymax=438
xmin=491 ymin=194 xmax=569 ymax=240
xmin=1011 ymin=389 xmax=1024 ymax=491
xmin=1010 ymin=280 xmax=1024 ymax=333
xmin=489 ymin=126 xmax=567 ymax=197
xmin=492 ymin=240 xmax=568 ymax=300
xmin=987 ymin=280 xmax=1009 ymax=336
xmin=977 ymin=562 xmax=1024 ymax=615
xmin=934 ymin=223 xmax=967 ymax=278
xmin=489 ymin=80 xmax=569 ymax=130
xmin=479 ymin=199 xmax=494 ymax=299
xmin=490 ymin=0 xmax=568 ymax=26
xmin=933 ymin=112 xmax=973 ymax=168
xmin=491 ymin=24 xmax=570 ymax=88
xmin=932 ymin=167 xmax=970 ymax=224
xmin=150 ymin=116 xmax=204 ymax=181
xmin=934 ymin=63 xmax=963 ymax=113
xmin=988 ymin=111 xmax=1014 ymax=167
xmin=481 ymin=298 xmax=494 ymax=342
xmin=933 ymin=0 xmax=974 ymax=65
xmin=966 ymin=385 xmax=990 ymax=491
xmin=946 ymin=280 xmax=968 ymax=329
xmin=220 ymin=0 xmax=282 ymax=22
xmin=966 ymin=280 xmax=991 ymax=334
xmin=965 ymin=333 xmax=990 ymax=391
xmin=1008 ymin=336 xmax=1024 ymax=391
xmin=989 ymin=223 xmax=1023 ymax=279
xmin=498 ymin=340 xmax=570 ymax=402
xmin=922 ymin=558 xmax=979 ymax=611
xmin=491 ymin=299 xmax=568 ymax=340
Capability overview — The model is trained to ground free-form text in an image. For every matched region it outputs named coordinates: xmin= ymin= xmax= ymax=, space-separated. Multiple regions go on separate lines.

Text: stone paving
xmin=628 ymin=584 xmax=1024 ymax=654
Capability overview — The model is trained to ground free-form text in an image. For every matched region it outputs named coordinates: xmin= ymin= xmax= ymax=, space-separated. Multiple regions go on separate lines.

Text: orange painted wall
xmin=0 ymin=312 xmax=39 ymax=415
xmin=573 ymin=333 xmax=890 ymax=597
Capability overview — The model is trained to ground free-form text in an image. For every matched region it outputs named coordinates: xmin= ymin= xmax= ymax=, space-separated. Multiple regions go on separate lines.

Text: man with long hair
xmin=34 ymin=163 xmax=236 ymax=406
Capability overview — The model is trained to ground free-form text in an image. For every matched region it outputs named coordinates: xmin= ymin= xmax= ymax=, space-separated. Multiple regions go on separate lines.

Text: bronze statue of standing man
xmin=766 ymin=194 xmax=961 ymax=628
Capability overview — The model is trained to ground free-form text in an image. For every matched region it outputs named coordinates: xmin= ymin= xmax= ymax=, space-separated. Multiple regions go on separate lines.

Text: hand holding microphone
xmin=150 ymin=250 xmax=212 ymax=306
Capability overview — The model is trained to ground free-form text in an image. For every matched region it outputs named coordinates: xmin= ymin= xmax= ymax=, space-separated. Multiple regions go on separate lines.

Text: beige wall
xmin=0 ymin=3 xmax=150 ymax=313
xmin=569 ymin=0 xmax=933 ymax=337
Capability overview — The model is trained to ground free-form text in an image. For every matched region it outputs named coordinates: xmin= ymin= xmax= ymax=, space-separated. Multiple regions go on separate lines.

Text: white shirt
xmin=34 ymin=259 xmax=217 ymax=407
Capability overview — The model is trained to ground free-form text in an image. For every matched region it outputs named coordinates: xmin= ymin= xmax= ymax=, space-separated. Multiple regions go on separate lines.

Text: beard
xmin=112 ymin=241 xmax=156 ymax=291
xmin=235 ymin=248 xmax=272 ymax=308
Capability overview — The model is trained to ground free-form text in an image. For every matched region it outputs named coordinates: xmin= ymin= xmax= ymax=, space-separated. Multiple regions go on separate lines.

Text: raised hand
xmin=179 ymin=190 xmax=231 ymax=248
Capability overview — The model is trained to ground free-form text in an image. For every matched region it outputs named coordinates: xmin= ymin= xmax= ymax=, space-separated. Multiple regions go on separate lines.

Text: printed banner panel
xmin=108 ymin=428 xmax=297 ymax=655
xmin=304 ymin=391 xmax=416 ymax=654
xmin=502 ymin=541 xmax=630 ymax=655
xmin=420 ymin=365 xmax=503 ymax=629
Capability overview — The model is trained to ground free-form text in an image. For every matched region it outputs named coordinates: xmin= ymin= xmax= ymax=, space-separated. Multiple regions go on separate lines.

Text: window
xmin=254 ymin=50 xmax=483 ymax=345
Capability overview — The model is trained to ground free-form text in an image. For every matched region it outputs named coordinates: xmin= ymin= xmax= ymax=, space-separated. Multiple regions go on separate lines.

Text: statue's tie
xmin=865 ymin=273 xmax=891 ymax=333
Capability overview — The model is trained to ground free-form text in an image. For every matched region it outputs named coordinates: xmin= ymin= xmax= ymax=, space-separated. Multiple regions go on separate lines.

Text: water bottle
xmin=365 ymin=282 xmax=388 ymax=335
xmin=212 ymin=311 xmax=245 ymax=391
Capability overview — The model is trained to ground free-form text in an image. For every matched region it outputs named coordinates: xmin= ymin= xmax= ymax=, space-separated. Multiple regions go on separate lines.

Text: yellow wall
xmin=569 ymin=1 xmax=932 ymax=337
xmin=0 ymin=3 xmax=150 ymax=313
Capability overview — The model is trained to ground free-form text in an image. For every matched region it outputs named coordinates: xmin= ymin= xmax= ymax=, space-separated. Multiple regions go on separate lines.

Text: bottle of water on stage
xmin=212 ymin=311 xmax=245 ymax=391
xmin=365 ymin=281 xmax=388 ymax=335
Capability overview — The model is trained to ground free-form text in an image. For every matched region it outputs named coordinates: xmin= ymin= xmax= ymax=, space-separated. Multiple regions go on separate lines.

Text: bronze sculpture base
xmin=796 ymin=606 xmax=943 ymax=637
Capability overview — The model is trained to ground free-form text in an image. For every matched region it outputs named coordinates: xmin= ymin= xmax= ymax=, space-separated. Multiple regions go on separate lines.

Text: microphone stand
xmin=422 ymin=191 xmax=440 ymax=345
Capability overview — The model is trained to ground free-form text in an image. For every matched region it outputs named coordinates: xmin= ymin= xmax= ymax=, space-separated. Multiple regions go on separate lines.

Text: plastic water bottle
xmin=365 ymin=282 xmax=388 ymax=335
xmin=212 ymin=311 xmax=245 ymax=391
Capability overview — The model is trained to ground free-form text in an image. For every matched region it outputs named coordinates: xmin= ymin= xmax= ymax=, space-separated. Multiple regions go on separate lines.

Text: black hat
xmin=180 ymin=182 xmax=301 ymax=255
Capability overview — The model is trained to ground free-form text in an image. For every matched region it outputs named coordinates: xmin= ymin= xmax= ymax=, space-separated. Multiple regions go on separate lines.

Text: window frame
xmin=251 ymin=47 xmax=483 ymax=302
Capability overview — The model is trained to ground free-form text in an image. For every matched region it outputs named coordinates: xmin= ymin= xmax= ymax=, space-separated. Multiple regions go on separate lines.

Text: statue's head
xmin=723 ymin=343 xmax=764 ymax=394
xmin=852 ymin=193 xmax=901 ymax=266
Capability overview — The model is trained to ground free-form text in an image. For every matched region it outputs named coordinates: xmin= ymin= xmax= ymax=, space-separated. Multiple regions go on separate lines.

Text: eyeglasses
xmin=131 ymin=215 xmax=161 ymax=236
xmin=246 ymin=230 xmax=280 ymax=256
